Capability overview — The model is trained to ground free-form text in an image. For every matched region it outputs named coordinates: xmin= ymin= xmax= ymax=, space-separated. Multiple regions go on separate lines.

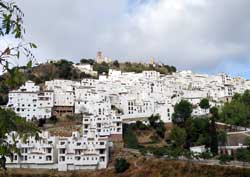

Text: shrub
xmin=135 ymin=121 xmax=148 ymax=130
xmin=115 ymin=158 xmax=130 ymax=173
xmin=123 ymin=124 xmax=139 ymax=149
xmin=198 ymin=151 xmax=213 ymax=159
xmin=48 ymin=115 xmax=57 ymax=124
xmin=38 ymin=118 xmax=46 ymax=127
xmin=218 ymin=154 xmax=233 ymax=164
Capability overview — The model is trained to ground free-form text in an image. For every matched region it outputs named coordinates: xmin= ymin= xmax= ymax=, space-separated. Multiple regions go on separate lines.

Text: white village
xmin=4 ymin=52 xmax=250 ymax=172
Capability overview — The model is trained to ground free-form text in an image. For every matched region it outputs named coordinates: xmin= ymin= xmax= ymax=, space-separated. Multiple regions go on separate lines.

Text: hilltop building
xmin=96 ymin=51 xmax=112 ymax=64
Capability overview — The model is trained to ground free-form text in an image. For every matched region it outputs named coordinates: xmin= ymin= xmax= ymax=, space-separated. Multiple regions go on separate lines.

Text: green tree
xmin=135 ymin=121 xmax=148 ymax=130
xmin=0 ymin=1 xmax=39 ymax=170
xmin=172 ymin=100 xmax=193 ymax=127
xmin=244 ymin=137 xmax=250 ymax=149
xmin=148 ymin=114 xmax=160 ymax=128
xmin=148 ymin=114 xmax=166 ymax=138
xmin=241 ymin=90 xmax=250 ymax=106
xmin=123 ymin=124 xmax=139 ymax=149
xmin=219 ymin=90 xmax=250 ymax=128
xmin=185 ymin=118 xmax=210 ymax=147
xmin=114 ymin=158 xmax=130 ymax=173
xmin=54 ymin=60 xmax=74 ymax=79
xmin=170 ymin=66 xmax=177 ymax=72
xmin=209 ymin=107 xmax=218 ymax=155
xmin=218 ymin=154 xmax=233 ymax=165
xmin=220 ymin=101 xmax=250 ymax=128
xmin=155 ymin=121 xmax=166 ymax=138
xmin=236 ymin=149 xmax=250 ymax=166
xmin=0 ymin=108 xmax=39 ymax=170
xmin=170 ymin=126 xmax=186 ymax=148
xmin=0 ymin=1 xmax=36 ymax=86
xmin=112 ymin=60 xmax=120 ymax=68
xmin=217 ymin=130 xmax=227 ymax=146
xmin=80 ymin=58 xmax=94 ymax=65
xmin=93 ymin=62 xmax=109 ymax=74
xmin=199 ymin=98 xmax=210 ymax=110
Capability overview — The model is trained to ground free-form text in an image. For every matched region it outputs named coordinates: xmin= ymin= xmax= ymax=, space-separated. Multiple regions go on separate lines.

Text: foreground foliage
xmin=0 ymin=108 xmax=39 ymax=170
xmin=0 ymin=0 xmax=40 ymax=170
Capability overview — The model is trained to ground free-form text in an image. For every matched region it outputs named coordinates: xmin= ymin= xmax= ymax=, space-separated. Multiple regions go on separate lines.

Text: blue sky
xmin=1 ymin=0 xmax=250 ymax=78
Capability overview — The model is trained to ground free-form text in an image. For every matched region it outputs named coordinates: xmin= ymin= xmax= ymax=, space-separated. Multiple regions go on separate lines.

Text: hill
xmin=0 ymin=59 xmax=176 ymax=105
xmin=2 ymin=158 xmax=250 ymax=177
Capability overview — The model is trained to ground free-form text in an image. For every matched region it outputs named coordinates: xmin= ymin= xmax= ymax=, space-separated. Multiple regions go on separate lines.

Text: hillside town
xmin=4 ymin=53 xmax=250 ymax=171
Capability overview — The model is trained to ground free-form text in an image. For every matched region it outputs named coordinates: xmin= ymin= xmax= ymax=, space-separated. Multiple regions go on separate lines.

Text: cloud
xmin=13 ymin=0 xmax=250 ymax=73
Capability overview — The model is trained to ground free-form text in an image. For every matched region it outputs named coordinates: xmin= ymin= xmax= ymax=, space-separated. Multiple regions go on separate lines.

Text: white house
xmin=7 ymin=81 xmax=54 ymax=120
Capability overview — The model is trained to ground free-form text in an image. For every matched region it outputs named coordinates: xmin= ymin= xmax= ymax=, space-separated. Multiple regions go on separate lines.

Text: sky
xmin=1 ymin=0 xmax=250 ymax=78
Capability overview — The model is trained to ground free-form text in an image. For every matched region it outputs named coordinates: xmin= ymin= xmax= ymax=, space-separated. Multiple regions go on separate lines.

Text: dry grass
xmin=2 ymin=158 xmax=250 ymax=177
xmin=45 ymin=119 xmax=81 ymax=137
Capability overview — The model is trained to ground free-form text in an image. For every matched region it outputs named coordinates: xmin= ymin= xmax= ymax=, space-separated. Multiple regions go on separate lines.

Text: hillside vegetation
xmin=2 ymin=159 xmax=250 ymax=177
xmin=0 ymin=59 xmax=176 ymax=105
xmin=0 ymin=59 xmax=90 ymax=105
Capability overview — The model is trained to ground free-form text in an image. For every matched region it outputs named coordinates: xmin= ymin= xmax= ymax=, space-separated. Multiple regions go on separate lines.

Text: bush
xmin=151 ymin=146 xmax=168 ymax=157
xmin=123 ymin=124 xmax=139 ymax=149
xmin=150 ymin=134 xmax=160 ymax=144
xmin=135 ymin=121 xmax=148 ymax=130
xmin=198 ymin=151 xmax=213 ymax=159
xmin=155 ymin=121 xmax=166 ymax=138
xmin=115 ymin=158 xmax=130 ymax=173
xmin=48 ymin=115 xmax=58 ymax=124
xmin=148 ymin=114 xmax=160 ymax=128
xmin=38 ymin=118 xmax=46 ymax=127
xmin=218 ymin=154 xmax=233 ymax=164
xmin=148 ymin=114 xmax=166 ymax=138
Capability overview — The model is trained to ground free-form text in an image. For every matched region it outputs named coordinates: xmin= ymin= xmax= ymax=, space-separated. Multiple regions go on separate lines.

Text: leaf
xmin=3 ymin=47 xmax=10 ymax=55
xmin=29 ymin=43 xmax=37 ymax=49
xmin=16 ymin=51 xmax=20 ymax=59
xmin=27 ymin=60 xmax=32 ymax=69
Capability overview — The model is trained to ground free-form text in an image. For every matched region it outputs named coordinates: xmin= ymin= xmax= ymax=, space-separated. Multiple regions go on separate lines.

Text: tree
xmin=135 ymin=121 xmax=148 ymax=130
xmin=217 ymin=130 xmax=227 ymax=146
xmin=112 ymin=60 xmax=120 ymax=68
xmin=114 ymin=158 xmax=130 ymax=173
xmin=209 ymin=107 xmax=218 ymax=155
xmin=244 ymin=137 xmax=250 ymax=149
xmin=155 ymin=121 xmax=166 ymax=138
xmin=80 ymin=58 xmax=94 ymax=65
xmin=0 ymin=108 xmax=39 ymax=170
xmin=148 ymin=114 xmax=166 ymax=138
xmin=0 ymin=1 xmax=39 ymax=170
xmin=54 ymin=60 xmax=74 ymax=79
xmin=185 ymin=118 xmax=210 ymax=148
xmin=219 ymin=90 xmax=250 ymax=128
xmin=123 ymin=124 xmax=139 ymax=149
xmin=38 ymin=118 xmax=46 ymax=127
xmin=148 ymin=114 xmax=160 ymax=128
xmin=241 ymin=90 xmax=250 ymax=107
xmin=220 ymin=100 xmax=250 ymax=128
xmin=93 ymin=62 xmax=109 ymax=74
xmin=172 ymin=100 xmax=193 ymax=127
xmin=236 ymin=149 xmax=250 ymax=166
xmin=0 ymin=1 xmax=36 ymax=86
xmin=218 ymin=154 xmax=233 ymax=165
xmin=170 ymin=66 xmax=177 ymax=73
xmin=170 ymin=126 xmax=186 ymax=148
xmin=199 ymin=98 xmax=210 ymax=110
